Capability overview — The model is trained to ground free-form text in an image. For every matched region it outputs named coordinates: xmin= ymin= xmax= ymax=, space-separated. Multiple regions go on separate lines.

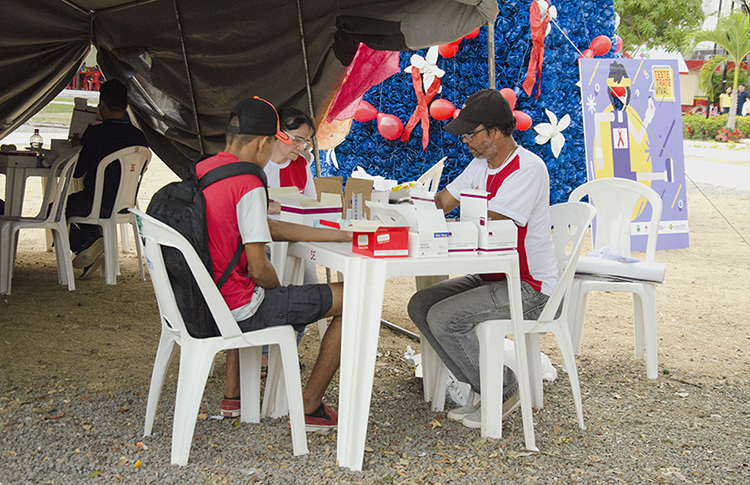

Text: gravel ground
xmin=1 ymin=348 xmax=749 ymax=484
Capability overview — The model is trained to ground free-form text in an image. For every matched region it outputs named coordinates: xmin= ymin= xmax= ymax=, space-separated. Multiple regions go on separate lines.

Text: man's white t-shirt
xmin=446 ymin=146 xmax=558 ymax=295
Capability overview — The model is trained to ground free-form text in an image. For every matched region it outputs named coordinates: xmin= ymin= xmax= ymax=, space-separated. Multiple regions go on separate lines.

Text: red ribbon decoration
xmin=522 ymin=1 xmax=550 ymax=99
xmin=401 ymin=66 xmax=441 ymax=150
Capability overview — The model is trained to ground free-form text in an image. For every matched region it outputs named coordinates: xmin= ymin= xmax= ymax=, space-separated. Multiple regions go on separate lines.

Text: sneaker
xmin=461 ymin=389 xmax=520 ymax=429
xmin=221 ymin=397 xmax=241 ymax=418
xmin=73 ymin=237 xmax=103 ymax=269
xmin=79 ymin=253 xmax=104 ymax=280
xmin=447 ymin=390 xmax=479 ymax=421
xmin=304 ymin=402 xmax=338 ymax=431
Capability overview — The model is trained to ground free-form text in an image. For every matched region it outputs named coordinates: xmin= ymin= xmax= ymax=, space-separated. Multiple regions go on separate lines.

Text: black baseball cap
xmin=226 ymin=96 xmax=291 ymax=144
xmin=443 ymin=89 xmax=514 ymax=136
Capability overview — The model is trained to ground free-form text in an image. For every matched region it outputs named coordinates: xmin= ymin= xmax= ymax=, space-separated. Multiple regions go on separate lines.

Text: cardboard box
xmin=353 ymin=226 xmax=410 ymax=258
xmin=344 ymin=177 xmax=374 ymax=220
xmin=478 ymin=219 xmax=517 ymax=254
xmin=269 ymin=187 xmax=343 ymax=227
xmin=446 ymin=221 xmax=478 ymax=256
xmin=460 ymin=189 xmax=489 ymax=228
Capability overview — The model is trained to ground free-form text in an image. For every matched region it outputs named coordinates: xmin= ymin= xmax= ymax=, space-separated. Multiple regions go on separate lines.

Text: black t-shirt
xmin=75 ymin=119 xmax=149 ymax=213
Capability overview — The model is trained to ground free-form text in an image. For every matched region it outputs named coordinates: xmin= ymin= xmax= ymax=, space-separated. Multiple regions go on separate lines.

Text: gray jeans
xmin=408 ymin=275 xmax=549 ymax=395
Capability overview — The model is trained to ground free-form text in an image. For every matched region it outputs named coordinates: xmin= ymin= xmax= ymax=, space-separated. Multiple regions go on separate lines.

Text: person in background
xmin=720 ymin=86 xmax=732 ymax=114
xmin=66 ymin=79 xmax=148 ymax=279
xmin=265 ymin=107 xmax=317 ymax=210
xmin=408 ymin=89 xmax=558 ymax=429
xmin=736 ymin=84 xmax=748 ymax=116
xmin=263 ymin=107 xmax=319 ymax=354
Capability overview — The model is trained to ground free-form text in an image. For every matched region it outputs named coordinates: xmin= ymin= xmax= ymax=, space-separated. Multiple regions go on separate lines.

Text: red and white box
xmin=478 ymin=219 xmax=517 ymax=254
xmin=268 ymin=187 xmax=342 ymax=227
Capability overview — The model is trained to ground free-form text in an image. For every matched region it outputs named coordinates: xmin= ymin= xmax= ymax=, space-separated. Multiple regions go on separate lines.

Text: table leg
xmin=505 ymin=257 xmax=538 ymax=451
xmin=336 ymin=258 xmax=387 ymax=471
xmin=5 ymin=167 xmax=27 ymax=217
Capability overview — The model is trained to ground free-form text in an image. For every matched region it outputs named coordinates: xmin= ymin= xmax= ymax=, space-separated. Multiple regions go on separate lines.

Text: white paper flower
xmin=536 ymin=0 xmax=557 ymax=36
xmin=534 ymin=109 xmax=570 ymax=158
xmin=405 ymin=46 xmax=445 ymax=94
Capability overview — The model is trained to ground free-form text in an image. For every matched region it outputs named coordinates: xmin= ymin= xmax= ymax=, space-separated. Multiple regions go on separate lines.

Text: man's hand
xmin=268 ymin=217 xmax=352 ymax=242
xmin=435 ymin=188 xmax=459 ymax=214
xmin=245 ymin=241 xmax=280 ymax=289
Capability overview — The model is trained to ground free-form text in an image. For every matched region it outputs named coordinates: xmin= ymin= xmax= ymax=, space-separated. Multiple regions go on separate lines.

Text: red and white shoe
xmin=304 ymin=402 xmax=338 ymax=431
xmin=220 ymin=397 xmax=240 ymax=418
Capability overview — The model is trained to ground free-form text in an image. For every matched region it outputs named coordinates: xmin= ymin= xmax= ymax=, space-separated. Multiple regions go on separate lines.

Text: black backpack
xmin=146 ymin=159 xmax=268 ymax=338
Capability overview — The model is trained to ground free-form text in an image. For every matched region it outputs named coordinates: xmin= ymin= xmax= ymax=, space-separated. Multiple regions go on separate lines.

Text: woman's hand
xmin=267 ymin=200 xmax=281 ymax=215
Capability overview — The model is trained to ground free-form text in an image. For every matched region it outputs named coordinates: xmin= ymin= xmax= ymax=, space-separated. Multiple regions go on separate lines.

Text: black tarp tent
xmin=0 ymin=0 xmax=497 ymax=176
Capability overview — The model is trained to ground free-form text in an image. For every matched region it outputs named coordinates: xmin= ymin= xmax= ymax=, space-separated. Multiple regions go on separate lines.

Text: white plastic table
xmin=283 ymin=241 xmax=536 ymax=471
xmin=0 ymin=151 xmax=53 ymax=217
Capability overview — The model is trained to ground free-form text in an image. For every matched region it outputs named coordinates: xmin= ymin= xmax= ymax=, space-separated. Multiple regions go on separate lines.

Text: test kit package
xmin=459 ymin=188 xmax=516 ymax=254
xmin=367 ymin=191 xmax=449 ymax=258
xmin=320 ymin=216 xmax=409 ymax=258
xmin=446 ymin=221 xmax=478 ymax=255
xmin=268 ymin=187 xmax=342 ymax=227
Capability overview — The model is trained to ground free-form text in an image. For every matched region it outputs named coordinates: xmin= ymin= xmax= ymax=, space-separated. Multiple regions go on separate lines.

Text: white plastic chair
xmin=416 ymin=157 xmax=445 ymax=193
xmin=0 ymin=147 xmax=82 ymax=295
xmin=68 ymin=146 xmax=151 ymax=285
xmin=133 ymin=209 xmax=308 ymax=465
xmin=425 ymin=202 xmax=596 ymax=441
xmin=568 ymin=178 xmax=663 ymax=379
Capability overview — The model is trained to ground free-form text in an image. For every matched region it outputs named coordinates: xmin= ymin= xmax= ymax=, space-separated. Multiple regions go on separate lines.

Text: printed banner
xmin=579 ymin=59 xmax=689 ymax=250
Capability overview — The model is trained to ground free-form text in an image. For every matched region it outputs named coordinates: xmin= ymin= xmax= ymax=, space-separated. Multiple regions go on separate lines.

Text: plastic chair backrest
xmin=133 ymin=209 xmax=242 ymax=339
xmin=88 ymin=146 xmax=151 ymax=219
xmin=42 ymin=147 xmax=82 ymax=222
xmin=537 ymin=202 xmax=596 ymax=323
xmin=569 ymin=178 xmax=662 ymax=262
xmin=416 ymin=157 xmax=445 ymax=193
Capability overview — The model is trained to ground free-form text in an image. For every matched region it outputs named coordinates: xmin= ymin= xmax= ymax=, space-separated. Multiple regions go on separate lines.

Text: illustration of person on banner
xmin=592 ymin=61 xmax=664 ymax=188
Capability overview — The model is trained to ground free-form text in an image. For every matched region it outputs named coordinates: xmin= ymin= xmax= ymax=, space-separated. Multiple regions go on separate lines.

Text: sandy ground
xmin=1 ymin=155 xmax=748 ymax=392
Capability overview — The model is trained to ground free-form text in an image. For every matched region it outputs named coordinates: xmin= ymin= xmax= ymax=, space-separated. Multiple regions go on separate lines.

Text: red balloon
xmin=610 ymin=86 xmax=626 ymax=98
xmin=353 ymin=100 xmax=378 ymax=122
xmin=376 ymin=113 xmax=403 ymax=140
xmin=614 ymin=35 xmax=623 ymax=54
xmin=590 ymin=35 xmax=612 ymax=56
xmin=513 ymin=110 xmax=532 ymax=131
xmin=463 ymin=28 xmax=480 ymax=39
xmin=429 ymin=99 xmax=456 ymax=121
xmin=499 ymin=88 xmax=517 ymax=111
xmin=438 ymin=43 xmax=459 ymax=58
xmin=581 ymin=49 xmax=594 ymax=59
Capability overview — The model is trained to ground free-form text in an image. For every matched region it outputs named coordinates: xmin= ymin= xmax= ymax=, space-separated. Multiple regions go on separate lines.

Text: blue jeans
xmin=408 ymin=275 xmax=549 ymax=395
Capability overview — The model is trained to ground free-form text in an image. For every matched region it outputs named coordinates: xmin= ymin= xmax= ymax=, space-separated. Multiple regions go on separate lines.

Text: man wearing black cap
xmin=196 ymin=96 xmax=349 ymax=430
xmin=408 ymin=89 xmax=558 ymax=429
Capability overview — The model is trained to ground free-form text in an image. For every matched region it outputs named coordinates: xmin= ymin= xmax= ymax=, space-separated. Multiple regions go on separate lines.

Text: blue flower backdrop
xmin=320 ymin=0 xmax=616 ymax=205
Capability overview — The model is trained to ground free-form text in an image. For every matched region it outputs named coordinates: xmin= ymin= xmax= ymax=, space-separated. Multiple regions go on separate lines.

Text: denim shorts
xmin=236 ymin=284 xmax=332 ymax=334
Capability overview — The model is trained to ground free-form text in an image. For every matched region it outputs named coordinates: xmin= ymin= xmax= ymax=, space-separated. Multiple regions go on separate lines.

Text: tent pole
xmin=488 ymin=21 xmax=496 ymax=90
xmin=172 ymin=0 xmax=204 ymax=155
xmin=296 ymin=0 xmax=321 ymax=177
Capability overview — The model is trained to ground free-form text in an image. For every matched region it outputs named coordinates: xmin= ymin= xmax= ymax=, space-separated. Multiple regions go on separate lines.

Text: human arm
xmin=435 ymin=188 xmax=460 ymax=214
xmin=244 ymin=241 xmax=280 ymax=289
xmin=267 ymin=217 xmax=352 ymax=242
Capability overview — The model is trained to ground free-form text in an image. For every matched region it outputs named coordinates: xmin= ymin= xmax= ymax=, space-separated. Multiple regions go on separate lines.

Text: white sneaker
xmin=447 ymin=390 xmax=479 ymax=421
xmin=461 ymin=389 xmax=520 ymax=429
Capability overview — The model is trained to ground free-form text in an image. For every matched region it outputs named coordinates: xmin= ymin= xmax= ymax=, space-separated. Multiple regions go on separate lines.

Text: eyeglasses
xmin=283 ymin=131 xmax=313 ymax=150
xmin=461 ymin=127 xmax=487 ymax=142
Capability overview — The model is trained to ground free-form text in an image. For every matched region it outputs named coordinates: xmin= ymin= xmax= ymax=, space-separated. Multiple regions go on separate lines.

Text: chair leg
xmin=102 ymin=223 xmax=118 ymax=285
xmin=277 ymin=330 xmax=308 ymax=456
xmin=144 ymin=333 xmax=178 ymax=437
xmin=52 ymin=226 xmax=76 ymax=291
xmin=476 ymin=323 xmax=506 ymax=439
xmin=170 ymin=346 xmax=215 ymax=466
xmin=120 ymin=223 xmax=131 ymax=253
xmin=551 ymin=325 xmax=586 ymax=429
xmin=240 ymin=346 xmax=262 ymax=423
xmin=635 ymin=285 xmax=659 ymax=379
xmin=131 ymin=220 xmax=146 ymax=281
xmin=568 ymin=279 xmax=589 ymax=355
xmin=632 ymin=292 xmax=645 ymax=360
xmin=0 ymin=224 xmax=13 ymax=295
xmin=262 ymin=344 xmax=289 ymax=419
xmin=525 ymin=333 xmax=544 ymax=409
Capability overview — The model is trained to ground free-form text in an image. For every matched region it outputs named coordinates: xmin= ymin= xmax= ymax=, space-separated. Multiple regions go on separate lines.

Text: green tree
xmin=615 ymin=0 xmax=704 ymax=54
xmin=696 ymin=13 xmax=750 ymax=129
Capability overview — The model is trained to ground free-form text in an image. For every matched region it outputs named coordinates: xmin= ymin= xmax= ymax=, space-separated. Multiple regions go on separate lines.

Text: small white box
xmin=478 ymin=219 xmax=517 ymax=255
xmin=460 ymin=189 xmax=488 ymax=229
xmin=269 ymin=187 xmax=343 ymax=227
xmin=446 ymin=221 xmax=478 ymax=256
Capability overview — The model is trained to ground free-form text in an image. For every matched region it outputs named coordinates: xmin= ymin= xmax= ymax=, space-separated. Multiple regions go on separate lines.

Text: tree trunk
xmin=727 ymin=66 xmax=740 ymax=130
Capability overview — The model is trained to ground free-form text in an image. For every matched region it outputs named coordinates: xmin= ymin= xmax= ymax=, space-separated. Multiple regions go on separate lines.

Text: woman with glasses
xmin=265 ymin=107 xmax=317 ymax=213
